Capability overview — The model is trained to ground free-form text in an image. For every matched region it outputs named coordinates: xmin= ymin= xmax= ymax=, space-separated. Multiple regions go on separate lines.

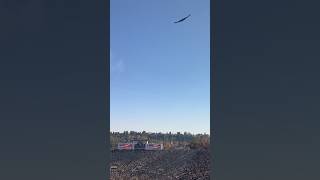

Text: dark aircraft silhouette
xmin=174 ymin=14 xmax=191 ymax=23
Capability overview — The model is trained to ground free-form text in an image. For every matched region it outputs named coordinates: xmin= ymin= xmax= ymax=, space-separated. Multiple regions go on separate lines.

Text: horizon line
xmin=110 ymin=130 xmax=210 ymax=135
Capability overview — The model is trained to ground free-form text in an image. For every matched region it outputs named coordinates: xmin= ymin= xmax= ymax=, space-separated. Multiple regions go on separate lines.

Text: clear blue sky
xmin=110 ymin=0 xmax=210 ymax=134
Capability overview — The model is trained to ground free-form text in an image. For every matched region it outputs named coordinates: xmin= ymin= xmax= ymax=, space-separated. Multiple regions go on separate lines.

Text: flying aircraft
xmin=174 ymin=14 xmax=191 ymax=23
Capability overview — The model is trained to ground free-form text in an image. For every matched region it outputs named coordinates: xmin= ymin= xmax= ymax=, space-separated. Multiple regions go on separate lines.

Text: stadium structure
xmin=117 ymin=140 xmax=163 ymax=150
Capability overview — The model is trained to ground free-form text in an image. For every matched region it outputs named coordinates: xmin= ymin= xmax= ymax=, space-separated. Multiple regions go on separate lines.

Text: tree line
xmin=110 ymin=131 xmax=210 ymax=149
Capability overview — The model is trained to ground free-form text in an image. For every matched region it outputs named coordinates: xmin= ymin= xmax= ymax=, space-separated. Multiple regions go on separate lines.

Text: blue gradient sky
xmin=110 ymin=0 xmax=210 ymax=134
